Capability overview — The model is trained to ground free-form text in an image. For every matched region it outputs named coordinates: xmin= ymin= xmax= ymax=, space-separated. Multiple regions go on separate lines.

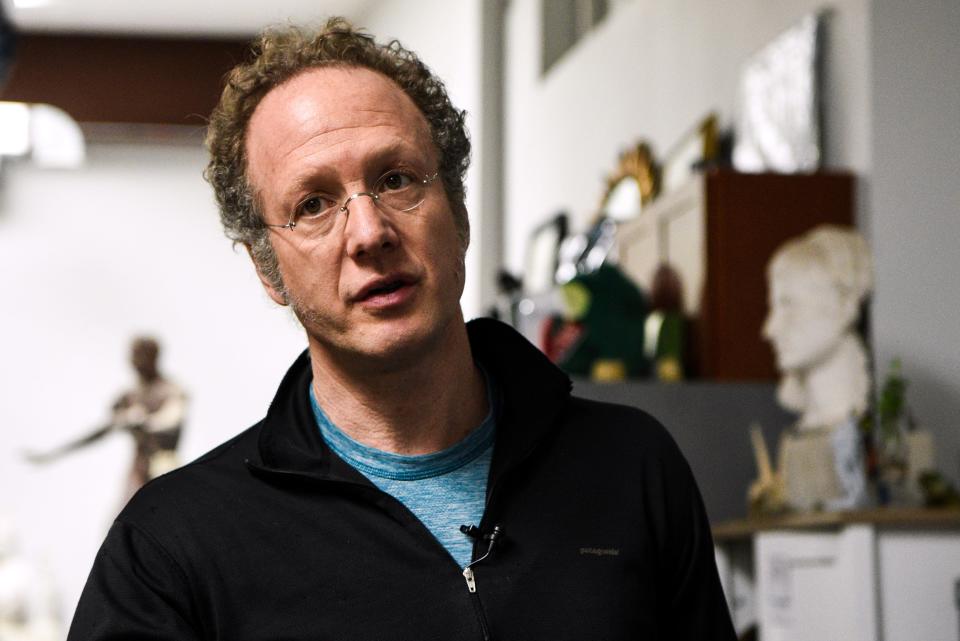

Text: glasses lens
xmin=377 ymin=172 xmax=427 ymax=213
xmin=289 ymin=172 xmax=433 ymax=241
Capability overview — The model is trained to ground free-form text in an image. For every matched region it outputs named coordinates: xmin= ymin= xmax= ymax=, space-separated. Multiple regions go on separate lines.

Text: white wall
xmin=870 ymin=0 xmax=960 ymax=482
xmin=504 ymin=0 xmax=871 ymax=272
xmin=0 ymin=142 xmax=305 ymax=620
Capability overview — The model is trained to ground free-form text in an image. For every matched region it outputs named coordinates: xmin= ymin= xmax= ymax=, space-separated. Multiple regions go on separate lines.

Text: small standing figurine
xmin=26 ymin=337 xmax=187 ymax=502
xmin=762 ymin=225 xmax=873 ymax=511
xmin=747 ymin=423 xmax=787 ymax=516
xmin=643 ymin=263 xmax=687 ymax=382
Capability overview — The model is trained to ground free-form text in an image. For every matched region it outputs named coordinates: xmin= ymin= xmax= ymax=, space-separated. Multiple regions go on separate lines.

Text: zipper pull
xmin=462 ymin=566 xmax=477 ymax=593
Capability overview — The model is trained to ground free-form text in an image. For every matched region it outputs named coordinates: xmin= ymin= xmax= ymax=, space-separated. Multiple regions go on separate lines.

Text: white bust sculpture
xmin=763 ymin=225 xmax=873 ymax=430
xmin=762 ymin=225 xmax=873 ymax=511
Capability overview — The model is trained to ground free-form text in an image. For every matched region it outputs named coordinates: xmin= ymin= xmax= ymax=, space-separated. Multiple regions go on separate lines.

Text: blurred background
xmin=0 ymin=0 xmax=957 ymax=638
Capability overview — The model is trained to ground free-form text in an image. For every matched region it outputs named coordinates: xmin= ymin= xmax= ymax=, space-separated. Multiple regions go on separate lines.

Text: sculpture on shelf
xmin=747 ymin=423 xmax=787 ymax=517
xmin=762 ymin=225 xmax=873 ymax=511
xmin=25 ymin=336 xmax=187 ymax=503
xmin=600 ymin=141 xmax=659 ymax=222
xmin=541 ymin=264 xmax=650 ymax=381
xmin=643 ymin=263 xmax=688 ymax=381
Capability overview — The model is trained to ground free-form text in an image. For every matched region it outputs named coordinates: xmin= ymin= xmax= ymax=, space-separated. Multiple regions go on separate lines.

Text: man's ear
xmin=244 ymin=244 xmax=288 ymax=307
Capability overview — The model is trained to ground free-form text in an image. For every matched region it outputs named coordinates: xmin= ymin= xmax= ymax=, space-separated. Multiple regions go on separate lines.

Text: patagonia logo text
xmin=579 ymin=547 xmax=620 ymax=557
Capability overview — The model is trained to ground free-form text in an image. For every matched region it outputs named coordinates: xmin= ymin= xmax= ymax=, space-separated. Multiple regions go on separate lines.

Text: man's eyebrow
xmin=270 ymin=170 xmax=336 ymax=213
xmin=286 ymin=167 xmax=339 ymax=198
xmin=282 ymin=139 xmax=428 ymax=200
xmin=362 ymin=138 xmax=426 ymax=169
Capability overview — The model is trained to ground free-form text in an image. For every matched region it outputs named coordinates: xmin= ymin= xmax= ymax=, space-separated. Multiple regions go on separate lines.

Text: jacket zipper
xmin=459 ymin=423 xmax=557 ymax=641
xmin=463 ymin=566 xmax=491 ymax=640
xmin=462 ymin=566 xmax=477 ymax=593
xmin=249 ymin=462 xmax=493 ymax=639
xmin=251 ymin=415 xmax=553 ymax=641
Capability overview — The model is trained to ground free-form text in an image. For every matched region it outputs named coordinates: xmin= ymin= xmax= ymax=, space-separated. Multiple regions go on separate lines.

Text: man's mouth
xmin=366 ymin=281 xmax=405 ymax=297
xmin=354 ymin=275 xmax=416 ymax=303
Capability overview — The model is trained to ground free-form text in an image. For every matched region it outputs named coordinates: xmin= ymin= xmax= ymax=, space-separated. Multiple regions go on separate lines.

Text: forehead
xmin=770 ymin=259 xmax=835 ymax=302
xmin=245 ymin=66 xmax=433 ymax=189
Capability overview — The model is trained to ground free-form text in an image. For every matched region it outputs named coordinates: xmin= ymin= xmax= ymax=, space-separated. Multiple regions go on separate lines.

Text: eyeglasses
xmin=265 ymin=170 xmax=440 ymax=240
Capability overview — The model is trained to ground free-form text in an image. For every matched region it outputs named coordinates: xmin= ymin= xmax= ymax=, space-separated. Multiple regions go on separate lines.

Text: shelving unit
xmin=616 ymin=170 xmax=855 ymax=380
xmin=714 ymin=508 xmax=960 ymax=640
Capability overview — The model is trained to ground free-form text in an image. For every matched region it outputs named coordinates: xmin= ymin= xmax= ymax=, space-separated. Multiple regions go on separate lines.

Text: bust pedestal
xmin=779 ymin=427 xmax=841 ymax=511
xmin=780 ymin=422 xmax=936 ymax=511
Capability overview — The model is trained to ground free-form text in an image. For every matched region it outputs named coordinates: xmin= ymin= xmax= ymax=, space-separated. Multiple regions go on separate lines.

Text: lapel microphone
xmin=460 ymin=524 xmax=504 ymax=569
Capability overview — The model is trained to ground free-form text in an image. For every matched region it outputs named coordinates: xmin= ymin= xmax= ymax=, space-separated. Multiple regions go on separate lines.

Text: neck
xmin=307 ymin=320 xmax=488 ymax=455
xmin=787 ymin=333 xmax=870 ymax=430
xmin=138 ymin=370 xmax=161 ymax=385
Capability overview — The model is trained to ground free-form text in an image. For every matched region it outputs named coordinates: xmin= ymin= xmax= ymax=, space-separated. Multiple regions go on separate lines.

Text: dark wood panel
xmin=1 ymin=33 xmax=249 ymax=125
xmin=699 ymin=170 xmax=855 ymax=380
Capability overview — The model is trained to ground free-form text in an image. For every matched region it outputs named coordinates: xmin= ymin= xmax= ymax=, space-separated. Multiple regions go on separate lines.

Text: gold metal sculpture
xmin=599 ymin=141 xmax=660 ymax=222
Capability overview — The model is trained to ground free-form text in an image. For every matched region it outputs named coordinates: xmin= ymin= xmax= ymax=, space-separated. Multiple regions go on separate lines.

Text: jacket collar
xmin=250 ymin=318 xmax=572 ymax=483
xmin=464 ymin=318 xmax=572 ymax=483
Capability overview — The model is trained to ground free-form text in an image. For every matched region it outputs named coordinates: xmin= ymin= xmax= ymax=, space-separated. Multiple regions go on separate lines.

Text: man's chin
xmin=307 ymin=315 xmax=454 ymax=372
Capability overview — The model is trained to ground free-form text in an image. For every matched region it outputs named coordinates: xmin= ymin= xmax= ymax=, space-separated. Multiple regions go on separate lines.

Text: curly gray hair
xmin=204 ymin=17 xmax=471 ymax=294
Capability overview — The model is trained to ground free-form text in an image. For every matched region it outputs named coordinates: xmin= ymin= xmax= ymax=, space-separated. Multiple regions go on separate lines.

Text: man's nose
xmin=342 ymin=193 xmax=400 ymax=258
xmin=761 ymin=311 xmax=778 ymax=340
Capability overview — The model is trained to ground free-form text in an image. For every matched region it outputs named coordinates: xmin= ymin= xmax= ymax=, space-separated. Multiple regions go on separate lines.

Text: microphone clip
xmin=460 ymin=524 xmax=505 ymax=571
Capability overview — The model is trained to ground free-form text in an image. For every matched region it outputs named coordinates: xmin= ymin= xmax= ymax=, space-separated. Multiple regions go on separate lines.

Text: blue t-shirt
xmin=309 ymin=376 xmax=496 ymax=568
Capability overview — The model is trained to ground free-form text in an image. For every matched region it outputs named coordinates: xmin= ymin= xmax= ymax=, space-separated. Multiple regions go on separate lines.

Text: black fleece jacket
xmin=68 ymin=319 xmax=735 ymax=640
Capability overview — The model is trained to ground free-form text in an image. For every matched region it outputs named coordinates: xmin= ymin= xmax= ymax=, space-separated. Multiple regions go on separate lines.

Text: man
xmin=27 ymin=336 xmax=186 ymax=503
xmin=69 ymin=18 xmax=735 ymax=640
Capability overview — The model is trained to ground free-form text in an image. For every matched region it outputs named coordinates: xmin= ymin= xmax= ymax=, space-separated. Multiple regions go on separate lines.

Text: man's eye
xmin=298 ymin=195 xmax=333 ymax=218
xmin=381 ymin=172 xmax=413 ymax=192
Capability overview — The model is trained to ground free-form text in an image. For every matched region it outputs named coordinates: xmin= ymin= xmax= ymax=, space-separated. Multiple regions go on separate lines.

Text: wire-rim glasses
xmin=265 ymin=170 xmax=440 ymax=239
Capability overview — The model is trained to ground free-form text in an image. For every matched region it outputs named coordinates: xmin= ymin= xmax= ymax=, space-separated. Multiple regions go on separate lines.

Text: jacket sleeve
xmin=67 ymin=520 xmax=203 ymax=641
xmin=654 ymin=429 xmax=737 ymax=640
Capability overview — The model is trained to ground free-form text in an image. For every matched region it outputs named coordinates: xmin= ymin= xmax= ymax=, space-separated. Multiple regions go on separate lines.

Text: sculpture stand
xmin=779 ymin=424 xmax=847 ymax=512
xmin=779 ymin=421 xmax=936 ymax=511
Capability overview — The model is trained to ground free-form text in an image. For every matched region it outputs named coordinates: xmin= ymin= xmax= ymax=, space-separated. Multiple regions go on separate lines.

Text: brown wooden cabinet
xmin=617 ymin=170 xmax=855 ymax=380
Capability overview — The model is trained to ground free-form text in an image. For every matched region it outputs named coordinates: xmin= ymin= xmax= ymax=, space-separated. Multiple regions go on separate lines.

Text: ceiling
xmin=2 ymin=0 xmax=378 ymax=37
